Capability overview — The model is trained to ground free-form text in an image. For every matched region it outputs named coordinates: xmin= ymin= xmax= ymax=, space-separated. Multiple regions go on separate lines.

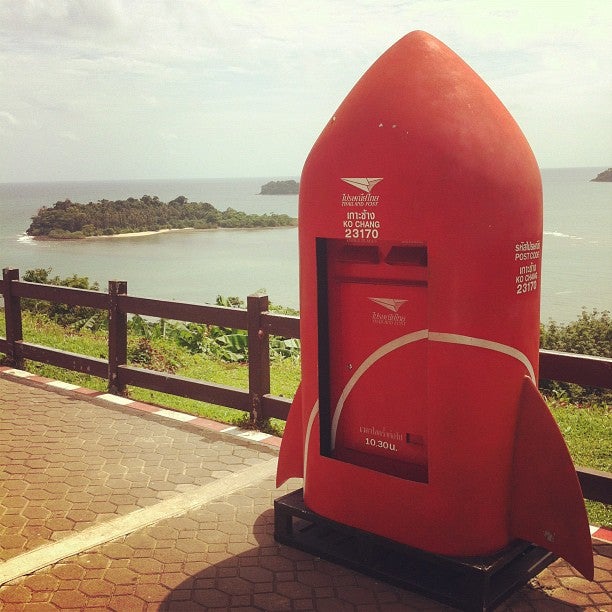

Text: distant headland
xmin=259 ymin=180 xmax=299 ymax=195
xmin=26 ymin=195 xmax=297 ymax=240
xmin=590 ymin=168 xmax=612 ymax=182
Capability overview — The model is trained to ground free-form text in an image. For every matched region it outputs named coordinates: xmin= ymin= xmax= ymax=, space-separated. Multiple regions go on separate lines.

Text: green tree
xmin=26 ymin=195 xmax=296 ymax=238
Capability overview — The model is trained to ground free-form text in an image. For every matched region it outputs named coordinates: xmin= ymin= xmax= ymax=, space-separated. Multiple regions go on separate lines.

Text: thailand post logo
xmin=341 ymin=178 xmax=382 ymax=208
xmin=369 ymin=297 xmax=406 ymax=312
xmin=341 ymin=178 xmax=383 ymax=193
xmin=368 ymin=297 xmax=407 ymax=326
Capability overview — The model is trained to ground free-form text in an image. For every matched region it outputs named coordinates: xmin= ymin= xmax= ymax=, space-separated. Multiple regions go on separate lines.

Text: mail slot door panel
xmin=320 ymin=239 xmax=429 ymax=482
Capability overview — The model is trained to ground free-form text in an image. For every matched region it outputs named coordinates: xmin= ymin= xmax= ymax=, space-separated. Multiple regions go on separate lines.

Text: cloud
xmin=159 ymin=131 xmax=178 ymax=141
xmin=0 ymin=0 xmax=610 ymax=180
xmin=0 ymin=0 xmax=125 ymax=41
xmin=58 ymin=130 xmax=80 ymax=142
xmin=0 ymin=111 xmax=19 ymax=125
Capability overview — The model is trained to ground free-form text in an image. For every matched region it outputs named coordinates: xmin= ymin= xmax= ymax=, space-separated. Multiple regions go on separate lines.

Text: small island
xmin=26 ymin=195 xmax=297 ymax=239
xmin=259 ymin=180 xmax=299 ymax=195
xmin=590 ymin=168 xmax=612 ymax=182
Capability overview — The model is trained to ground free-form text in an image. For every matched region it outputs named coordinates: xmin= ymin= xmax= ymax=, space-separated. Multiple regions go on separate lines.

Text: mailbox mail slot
xmin=318 ymin=239 xmax=429 ymax=482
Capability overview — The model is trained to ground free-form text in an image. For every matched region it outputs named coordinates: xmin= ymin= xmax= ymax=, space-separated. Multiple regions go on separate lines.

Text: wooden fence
xmin=1 ymin=267 xmax=610 ymax=504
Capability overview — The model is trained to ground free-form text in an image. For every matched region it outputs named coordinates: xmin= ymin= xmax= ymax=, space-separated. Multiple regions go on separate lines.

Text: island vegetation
xmin=26 ymin=195 xmax=297 ymax=239
xmin=590 ymin=168 xmax=612 ymax=182
xmin=259 ymin=180 xmax=299 ymax=195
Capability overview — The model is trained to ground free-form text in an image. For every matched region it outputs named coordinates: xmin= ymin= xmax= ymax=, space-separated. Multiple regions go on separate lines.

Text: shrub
xmin=540 ymin=309 xmax=611 ymax=403
xmin=125 ymin=296 xmax=300 ymax=363
xmin=127 ymin=337 xmax=180 ymax=373
xmin=540 ymin=309 xmax=611 ymax=357
xmin=21 ymin=268 xmax=106 ymax=329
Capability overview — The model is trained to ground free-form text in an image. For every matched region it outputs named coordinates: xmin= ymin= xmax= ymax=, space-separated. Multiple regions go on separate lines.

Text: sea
xmin=0 ymin=168 xmax=610 ymax=323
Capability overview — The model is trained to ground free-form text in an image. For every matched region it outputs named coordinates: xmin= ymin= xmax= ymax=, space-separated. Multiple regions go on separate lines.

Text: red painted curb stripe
xmin=0 ymin=367 xmax=284 ymax=448
xmin=591 ymin=526 xmax=612 ymax=542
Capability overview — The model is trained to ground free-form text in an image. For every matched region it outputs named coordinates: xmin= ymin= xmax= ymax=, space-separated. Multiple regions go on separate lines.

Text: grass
xmin=547 ymin=398 xmax=611 ymax=527
xmin=0 ymin=310 xmax=609 ymax=526
xmin=1 ymin=311 xmax=300 ymax=433
xmin=127 ymin=354 xmax=300 ymax=433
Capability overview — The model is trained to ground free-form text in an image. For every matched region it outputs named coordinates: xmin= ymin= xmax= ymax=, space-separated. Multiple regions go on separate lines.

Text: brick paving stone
xmin=252 ymin=591 xmax=292 ymax=610
xmin=80 ymin=577 xmax=112 ymax=597
xmin=552 ymin=586 xmax=594 ymax=606
xmin=275 ymin=579 xmax=314 ymax=600
xmin=0 ymin=375 xmax=610 ymax=611
xmin=24 ymin=604 xmax=58 ymax=612
xmin=590 ymin=591 xmax=612 ymax=606
xmin=191 ymin=587 xmax=231 ymax=607
xmin=134 ymin=583 xmax=169 ymax=603
xmin=104 ymin=542 xmax=135 ymax=560
xmin=20 ymin=573 xmax=59 ymax=593
xmin=103 ymin=567 xmax=139 ymax=585
xmin=50 ymin=588 xmax=88 ymax=608
xmin=108 ymin=594 xmax=147 ymax=610
xmin=559 ymin=575 xmax=603 ymax=594
xmin=0 ymin=376 xmax=276 ymax=562
xmin=0 ymin=584 xmax=31 ymax=604
xmin=216 ymin=575 xmax=254 ymax=596
xmin=124 ymin=532 xmax=157 ymax=551
xmin=78 ymin=552 xmax=110 ymax=570
xmin=49 ymin=562 xmax=86 ymax=581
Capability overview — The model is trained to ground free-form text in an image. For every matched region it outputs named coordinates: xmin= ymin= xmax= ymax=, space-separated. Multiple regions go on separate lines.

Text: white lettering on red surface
xmin=514 ymin=240 xmax=541 ymax=295
xmin=342 ymin=193 xmax=380 ymax=207
xmin=359 ymin=424 xmax=402 ymax=451
xmin=343 ymin=210 xmax=381 ymax=239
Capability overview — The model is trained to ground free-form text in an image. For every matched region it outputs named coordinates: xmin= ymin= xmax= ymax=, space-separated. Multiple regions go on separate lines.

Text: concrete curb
xmin=0 ymin=365 xmax=282 ymax=450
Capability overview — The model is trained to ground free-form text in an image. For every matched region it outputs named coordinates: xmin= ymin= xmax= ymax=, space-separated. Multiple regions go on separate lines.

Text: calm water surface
xmin=0 ymin=170 xmax=610 ymax=321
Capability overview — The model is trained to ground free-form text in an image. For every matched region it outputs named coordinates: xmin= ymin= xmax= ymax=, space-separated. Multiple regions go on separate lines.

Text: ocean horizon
xmin=0 ymin=168 xmax=610 ymax=323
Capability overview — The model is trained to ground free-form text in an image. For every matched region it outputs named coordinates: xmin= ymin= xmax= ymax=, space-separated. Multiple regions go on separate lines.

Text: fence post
xmin=247 ymin=293 xmax=270 ymax=425
xmin=3 ymin=268 xmax=24 ymax=369
xmin=108 ymin=280 xmax=128 ymax=396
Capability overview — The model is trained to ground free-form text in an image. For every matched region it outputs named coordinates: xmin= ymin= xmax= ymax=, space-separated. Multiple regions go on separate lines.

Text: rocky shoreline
xmin=590 ymin=168 xmax=612 ymax=182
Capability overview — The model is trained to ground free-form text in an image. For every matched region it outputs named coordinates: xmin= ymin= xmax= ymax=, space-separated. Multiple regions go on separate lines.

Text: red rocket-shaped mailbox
xmin=276 ymin=31 xmax=594 ymax=580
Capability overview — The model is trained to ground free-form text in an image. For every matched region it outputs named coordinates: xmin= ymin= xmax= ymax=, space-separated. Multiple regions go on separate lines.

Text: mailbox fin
xmin=509 ymin=376 xmax=594 ymax=580
xmin=276 ymin=383 xmax=305 ymax=487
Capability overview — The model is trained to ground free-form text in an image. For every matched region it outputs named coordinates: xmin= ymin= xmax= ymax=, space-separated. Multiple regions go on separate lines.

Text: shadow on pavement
xmin=160 ymin=508 xmax=603 ymax=611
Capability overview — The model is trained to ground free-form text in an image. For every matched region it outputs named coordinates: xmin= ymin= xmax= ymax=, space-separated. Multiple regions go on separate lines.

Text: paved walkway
xmin=0 ymin=368 xmax=610 ymax=611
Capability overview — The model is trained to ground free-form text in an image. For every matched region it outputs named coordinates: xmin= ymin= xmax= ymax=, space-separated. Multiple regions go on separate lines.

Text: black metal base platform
xmin=274 ymin=489 xmax=556 ymax=612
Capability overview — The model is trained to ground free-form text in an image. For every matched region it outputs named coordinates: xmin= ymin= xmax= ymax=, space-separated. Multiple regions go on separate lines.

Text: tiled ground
xmin=0 ymin=373 xmax=610 ymax=611
xmin=0 ymin=479 xmax=456 ymax=611
xmin=0 ymin=378 xmax=276 ymax=563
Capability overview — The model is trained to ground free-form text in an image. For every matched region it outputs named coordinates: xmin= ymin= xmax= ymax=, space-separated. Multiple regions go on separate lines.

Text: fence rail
xmin=1 ymin=267 xmax=610 ymax=504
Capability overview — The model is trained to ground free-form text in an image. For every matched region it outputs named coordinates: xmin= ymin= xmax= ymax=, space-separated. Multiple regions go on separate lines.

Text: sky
xmin=1 ymin=0 xmax=610 ymax=182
